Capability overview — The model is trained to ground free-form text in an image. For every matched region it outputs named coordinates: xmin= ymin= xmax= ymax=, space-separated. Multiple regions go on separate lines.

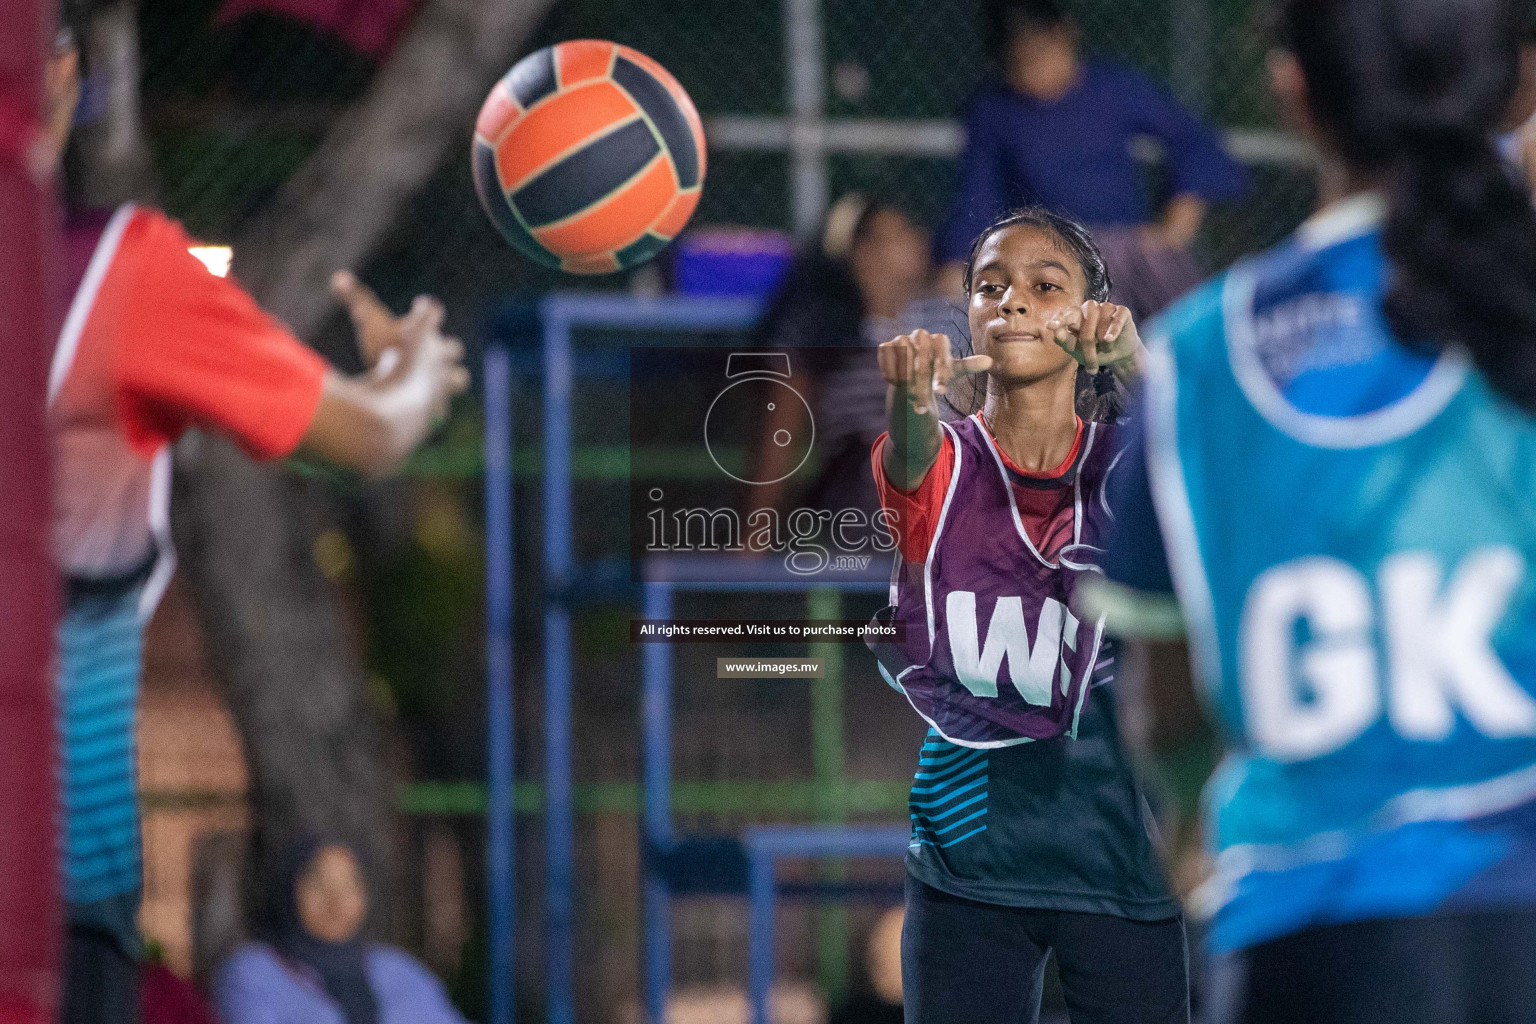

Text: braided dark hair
xmin=945 ymin=206 xmax=1127 ymax=422
xmin=1279 ymin=0 xmax=1536 ymax=412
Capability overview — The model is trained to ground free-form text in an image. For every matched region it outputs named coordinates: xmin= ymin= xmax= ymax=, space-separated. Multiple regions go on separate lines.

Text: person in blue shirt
xmin=1088 ymin=0 xmax=1536 ymax=1020
xmin=936 ymin=0 xmax=1246 ymax=320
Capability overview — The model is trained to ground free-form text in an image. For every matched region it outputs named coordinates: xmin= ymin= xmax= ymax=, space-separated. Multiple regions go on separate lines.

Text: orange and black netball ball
xmin=472 ymin=40 xmax=706 ymax=275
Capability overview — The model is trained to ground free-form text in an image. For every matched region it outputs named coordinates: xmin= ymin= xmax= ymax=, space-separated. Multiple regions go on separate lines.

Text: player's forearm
xmin=302 ymin=348 xmax=446 ymax=477
xmin=1108 ymin=342 xmax=1149 ymax=388
xmin=1114 ymin=639 xmax=1217 ymax=836
xmin=883 ymin=382 xmax=943 ymax=491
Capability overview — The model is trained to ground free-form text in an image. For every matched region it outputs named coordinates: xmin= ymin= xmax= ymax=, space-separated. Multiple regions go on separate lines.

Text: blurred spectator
xmin=213 ymin=836 xmax=470 ymax=1024
xmin=1500 ymin=11 xmax=1536 ymax=198
xmin=936 ymin=0 xmax=1246 ymax=318
xmin=827 ymin=907 xmax=904 ymax=1024
xmin=751 ymin=194 xmax=931 ymax=528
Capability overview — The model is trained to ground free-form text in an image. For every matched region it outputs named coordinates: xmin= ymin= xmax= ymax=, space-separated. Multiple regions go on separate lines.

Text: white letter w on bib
xmin=947 ymin=591 xmax=1066 ymax=705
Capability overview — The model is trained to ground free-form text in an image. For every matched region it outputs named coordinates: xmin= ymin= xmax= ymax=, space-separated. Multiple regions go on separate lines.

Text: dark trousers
xmin=1210 ymin=910 xmax=1536 ymax=1024
xmin=902 ymin=876 xmax=1189 ymax=1024
xmin=62 ymin=924 xmax=140 ymax=1024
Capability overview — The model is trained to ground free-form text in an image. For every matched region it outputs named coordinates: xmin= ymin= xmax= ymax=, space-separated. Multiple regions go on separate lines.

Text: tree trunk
xmin=172 ymin=0 xmax=554 ymax=953
xmin=72 ymin=2 xmax=157 ymax=208
xmin=172 ymin=434 xmax=399 ymax=924
xmin=232 ymin=0 xmax=558 ymax=337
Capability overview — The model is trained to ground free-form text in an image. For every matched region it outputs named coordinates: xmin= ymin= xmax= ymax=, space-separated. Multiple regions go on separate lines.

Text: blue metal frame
xmin=641 ymin=564 xmax=897 ymax=1024
xmin=490 ymin=294 xmax=916 ymax=1024
xmin=484 ymin=349 xmax=516 ymax=1024
xmin=640 ymin=581 xmax=674 ymax=1024
xmin=539 ymin=294 xmax=763 ymax=1024
xmin=745 ymin=826 xmax=912 ymax=1024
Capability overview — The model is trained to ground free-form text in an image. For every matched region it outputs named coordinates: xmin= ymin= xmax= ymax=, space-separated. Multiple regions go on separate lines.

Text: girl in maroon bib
xmin=870 ymin=208 xmax=1186 ymax=1024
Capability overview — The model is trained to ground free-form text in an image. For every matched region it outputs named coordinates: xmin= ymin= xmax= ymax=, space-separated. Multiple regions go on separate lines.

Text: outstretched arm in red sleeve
xmin=109 ymin=209 xmax=467 ymax=474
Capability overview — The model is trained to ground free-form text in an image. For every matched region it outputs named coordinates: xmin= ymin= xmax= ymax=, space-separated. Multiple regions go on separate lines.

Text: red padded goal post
xmin=0 ymin=0 xmax=62 ymax=1020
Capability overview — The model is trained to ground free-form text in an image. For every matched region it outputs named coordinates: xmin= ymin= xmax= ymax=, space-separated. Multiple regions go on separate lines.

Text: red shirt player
xmin=40 ymin=32 xmax=467 ymax=1024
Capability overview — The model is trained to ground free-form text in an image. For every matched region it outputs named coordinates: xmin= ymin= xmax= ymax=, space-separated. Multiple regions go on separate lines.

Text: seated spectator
xmin=936 ymin=0 xmax=1246 ymax=318
xmin=751 ymin=194 xmax=931 ymax=532
xmin=214 ymin=835 xmax=470 ymax=1024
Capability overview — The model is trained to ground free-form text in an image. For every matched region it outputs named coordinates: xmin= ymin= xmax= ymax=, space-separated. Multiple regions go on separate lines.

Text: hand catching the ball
xmin=332 ymin=270 xmax=469 ymax=418
xmin=300 ymin=274 xmax=470 ymax=477
xmin=333 ymin=271 xmax=421 ymax=372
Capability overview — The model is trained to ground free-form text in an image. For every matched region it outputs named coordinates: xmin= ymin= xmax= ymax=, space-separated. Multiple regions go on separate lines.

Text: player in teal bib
xmin=1094 ymin=0 xmax=1536 ymax=1020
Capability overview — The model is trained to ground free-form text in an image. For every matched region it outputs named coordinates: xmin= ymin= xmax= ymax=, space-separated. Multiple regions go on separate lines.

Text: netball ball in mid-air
xmin=473 ymin=40 xmax=706 ymax=275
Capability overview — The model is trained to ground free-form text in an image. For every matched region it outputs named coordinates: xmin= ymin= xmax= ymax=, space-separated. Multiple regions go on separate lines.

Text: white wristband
xmin=373 ymin=347 xmax=402 ymax=379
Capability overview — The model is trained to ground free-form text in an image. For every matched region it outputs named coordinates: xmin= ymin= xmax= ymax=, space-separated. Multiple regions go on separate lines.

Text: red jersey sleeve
xmin=871 ymin=430 xmax=956 ymax=563
xmin=108 ymin=209 xmax=329 ymax=460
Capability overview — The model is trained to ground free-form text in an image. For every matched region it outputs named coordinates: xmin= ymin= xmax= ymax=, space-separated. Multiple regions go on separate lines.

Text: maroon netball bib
xmin=869 ymin=415 xmax=1119 ymax=747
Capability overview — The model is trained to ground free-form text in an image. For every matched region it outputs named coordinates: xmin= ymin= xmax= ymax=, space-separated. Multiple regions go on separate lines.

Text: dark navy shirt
xmin=938 ymin=62 xmax=1247 ymax=262
xmin=1099 ymin=386 xmax=1176 ymax=597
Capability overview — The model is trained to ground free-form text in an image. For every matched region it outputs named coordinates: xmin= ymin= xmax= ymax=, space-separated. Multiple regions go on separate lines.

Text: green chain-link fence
xmin=139 ymin=0 xmax=1315 ymax=320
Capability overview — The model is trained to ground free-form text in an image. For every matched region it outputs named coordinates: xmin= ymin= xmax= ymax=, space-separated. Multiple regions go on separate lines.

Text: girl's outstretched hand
xmin=878 ymin=330 xmax=992 ymax=415
xmin=1047 ymin=300 xmax=1143 ymax=376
